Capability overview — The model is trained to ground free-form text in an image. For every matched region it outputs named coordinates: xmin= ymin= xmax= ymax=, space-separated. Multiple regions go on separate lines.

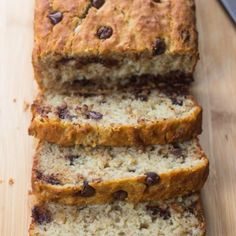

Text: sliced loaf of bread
xmin=29 ymin=194 xmax=205 ymax=236
xmin=29 ymin=82 xmax=202 ymax=146
xmin=32 ymin=139 xmax=208 ymax=205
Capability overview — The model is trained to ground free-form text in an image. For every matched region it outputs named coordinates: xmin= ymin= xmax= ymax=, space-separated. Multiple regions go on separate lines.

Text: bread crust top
xmin=34 ymin=0 xmax=198 ymax=59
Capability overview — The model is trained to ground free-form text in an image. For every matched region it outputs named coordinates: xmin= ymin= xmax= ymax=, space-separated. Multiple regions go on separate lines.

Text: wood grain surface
xmin=0 ymin=0 xmax=235 ymax=235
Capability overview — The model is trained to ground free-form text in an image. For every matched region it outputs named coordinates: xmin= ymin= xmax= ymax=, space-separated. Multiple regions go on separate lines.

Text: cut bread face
xmin=32 ymin=139 xmax=209 ymax=205
xmin=29 ymin=194 xmax=205 ymax=236
xmin=29 ymin=82 xmax=202 ymax=146
xmin=33 ymin=0 xmax=198 ymax=90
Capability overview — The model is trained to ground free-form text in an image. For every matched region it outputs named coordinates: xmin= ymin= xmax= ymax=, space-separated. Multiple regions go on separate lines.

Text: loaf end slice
xmin=32 ymin=139 xmax=209 ymax=205
xmin=29 ymin=84 xmax=202 ymax=147
xmin=29 ymin=194 xmax=205 ymax=236
xmin=33 ymin=0 xmax=198 ymax=90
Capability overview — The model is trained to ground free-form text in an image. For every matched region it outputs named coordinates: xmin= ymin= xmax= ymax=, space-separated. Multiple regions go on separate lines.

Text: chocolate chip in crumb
xmin=56 ymin=103 xmax=75 ymax=120
xmin=32 ymin=206 xmax=52 ymax=225
xmin=92 ymin=0 xmax=105 ymax=9
xmin=172 ymin=143 xmax=180 ymax=149
xmin=44 ymin=175 xmax=61 ymax=185
xmin=36 ymin=171 xmax=61 ymax=185
xmin=146 ymin=205 xmax=171 ymax=220
xmin=89 ymin=111 xmax=103 ymax=120
xmin=76 ymin=105 xmax=103 ymax=120
xmin=48 ymin=12 xmax=63 ymax=25
xmin=66 ymin=155 xmax=79 ymax=166
xmin=112 ymin=190 xmax=128 ymax=201
xmin=78 ymin=181 xmax=96 ymax=197
xmin=97 ymin=26 xmax=113 ymax=39
xmin=171 ymin=97 xmax=183 ymax=106
xmin=145 ymin=172 xmax=160 ymax=186
xmin=153 ymin=38 xmax=166 ymax=55
xmin=172 ymin=148 xmax=182 ymax=158
xmin=171 ymin=143 xmax=183 ymax=158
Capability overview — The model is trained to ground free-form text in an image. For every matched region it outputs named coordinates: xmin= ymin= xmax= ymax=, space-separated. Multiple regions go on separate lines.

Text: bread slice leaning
xmin=29 ymin=82 xmax=202 ymax=147
xmin=29 ymin=193 xmax=205 ymax=236
xmin=32 ymin=139 xmax=208 ymax=206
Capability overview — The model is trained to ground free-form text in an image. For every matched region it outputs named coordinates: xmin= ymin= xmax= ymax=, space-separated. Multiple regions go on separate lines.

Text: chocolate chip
xmin=153 ymin=38 xmax=166 ymax=55
xmin=153 ymin=0 xmax=161 ymax=2
xmin=36 ymin=171 xmax=61 ymax=185
xmin=171 ymin=97 xmax=183 ymax=106
xmin=89 ymin=111 xmax=103 ymax=120
xmin=97 ymin=26 xmax=113 ymax=39
xmin=66 ymin=155 xmax=79 ymax=166
xmin=32 ymin=206 xmax=52 ymax=224
xmin=171 ymin=143 xmax=183 ymax=158
xmin=56 ymin=103 xmax=74 ymax=120
xmin=145 ymin=172 xmax=160 ymax=186
xmin=172 ymin=148 xmax=182 ymax=158
xmin=77 ymin=181 xmax=96 ymax=197
xmin=48 ymin=12 xmax=63 ymax=25
xmin=112 ymin=190 xmax=128 ymax=200
xmin=146 ymin=205 xmax=171 ymax=220
xmin=92 ymin=0 xmax=105 ymax=9
xmin=172 ymin=143 xmax=180 ymax=149
xmin=44 ymin=175 xmax=61 ymax=185
xmin=181 ymin=29 xmax=190 ymax=43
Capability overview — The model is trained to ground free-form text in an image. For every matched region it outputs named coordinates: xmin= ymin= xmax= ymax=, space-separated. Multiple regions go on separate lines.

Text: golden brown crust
xmin=34 ymin=0 xmax=197 ymax=57
xmin=33 ymin=0 xmax=198 ymax=89
xmin=31 ymin=143 xmax=209 ymax=206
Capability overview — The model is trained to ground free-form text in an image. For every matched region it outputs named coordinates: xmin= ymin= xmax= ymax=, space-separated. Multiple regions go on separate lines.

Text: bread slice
xmin=29 ymin=193 xmax=205 ymax=236
xmin=33 ymin=0 xmax=198 ymax=90
xmin=29 ymin=82 xmax=202 ymax=147
xmin=32 ymin=139 xmax=208 ymax=205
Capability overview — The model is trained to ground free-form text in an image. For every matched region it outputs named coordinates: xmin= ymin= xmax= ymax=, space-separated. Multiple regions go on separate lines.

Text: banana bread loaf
xmin=33 ymin=0 xmax=198 ymax=90
xmin=32 ymin=139 xmax=208 ymax=205
xmin=29 ymin=193 xmax=205 ymax=236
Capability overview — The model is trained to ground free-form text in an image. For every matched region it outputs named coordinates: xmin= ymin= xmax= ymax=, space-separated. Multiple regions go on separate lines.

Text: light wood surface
xmin=0 ymin=0 xmax=235 ymax=235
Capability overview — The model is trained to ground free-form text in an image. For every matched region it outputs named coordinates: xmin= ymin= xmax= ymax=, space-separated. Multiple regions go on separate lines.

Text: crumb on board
xmin=8 ymin=178 xmax=14 ymax=186
xmin=28 ymin=190 xmax=33 ymax=195
xmin=0 ymin=179 xmax=3 ymax=184
xmin=13 ymin=98 xmax=17 ymax=103
xmin=23 ymin=101 xmax=30 ymax=112
xmin=225 ymin=134 xmax=228 ymax=141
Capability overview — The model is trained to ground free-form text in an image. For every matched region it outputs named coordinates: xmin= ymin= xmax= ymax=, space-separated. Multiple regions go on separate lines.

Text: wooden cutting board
xmin=0 ymin=0 xmax=236 ymax=235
